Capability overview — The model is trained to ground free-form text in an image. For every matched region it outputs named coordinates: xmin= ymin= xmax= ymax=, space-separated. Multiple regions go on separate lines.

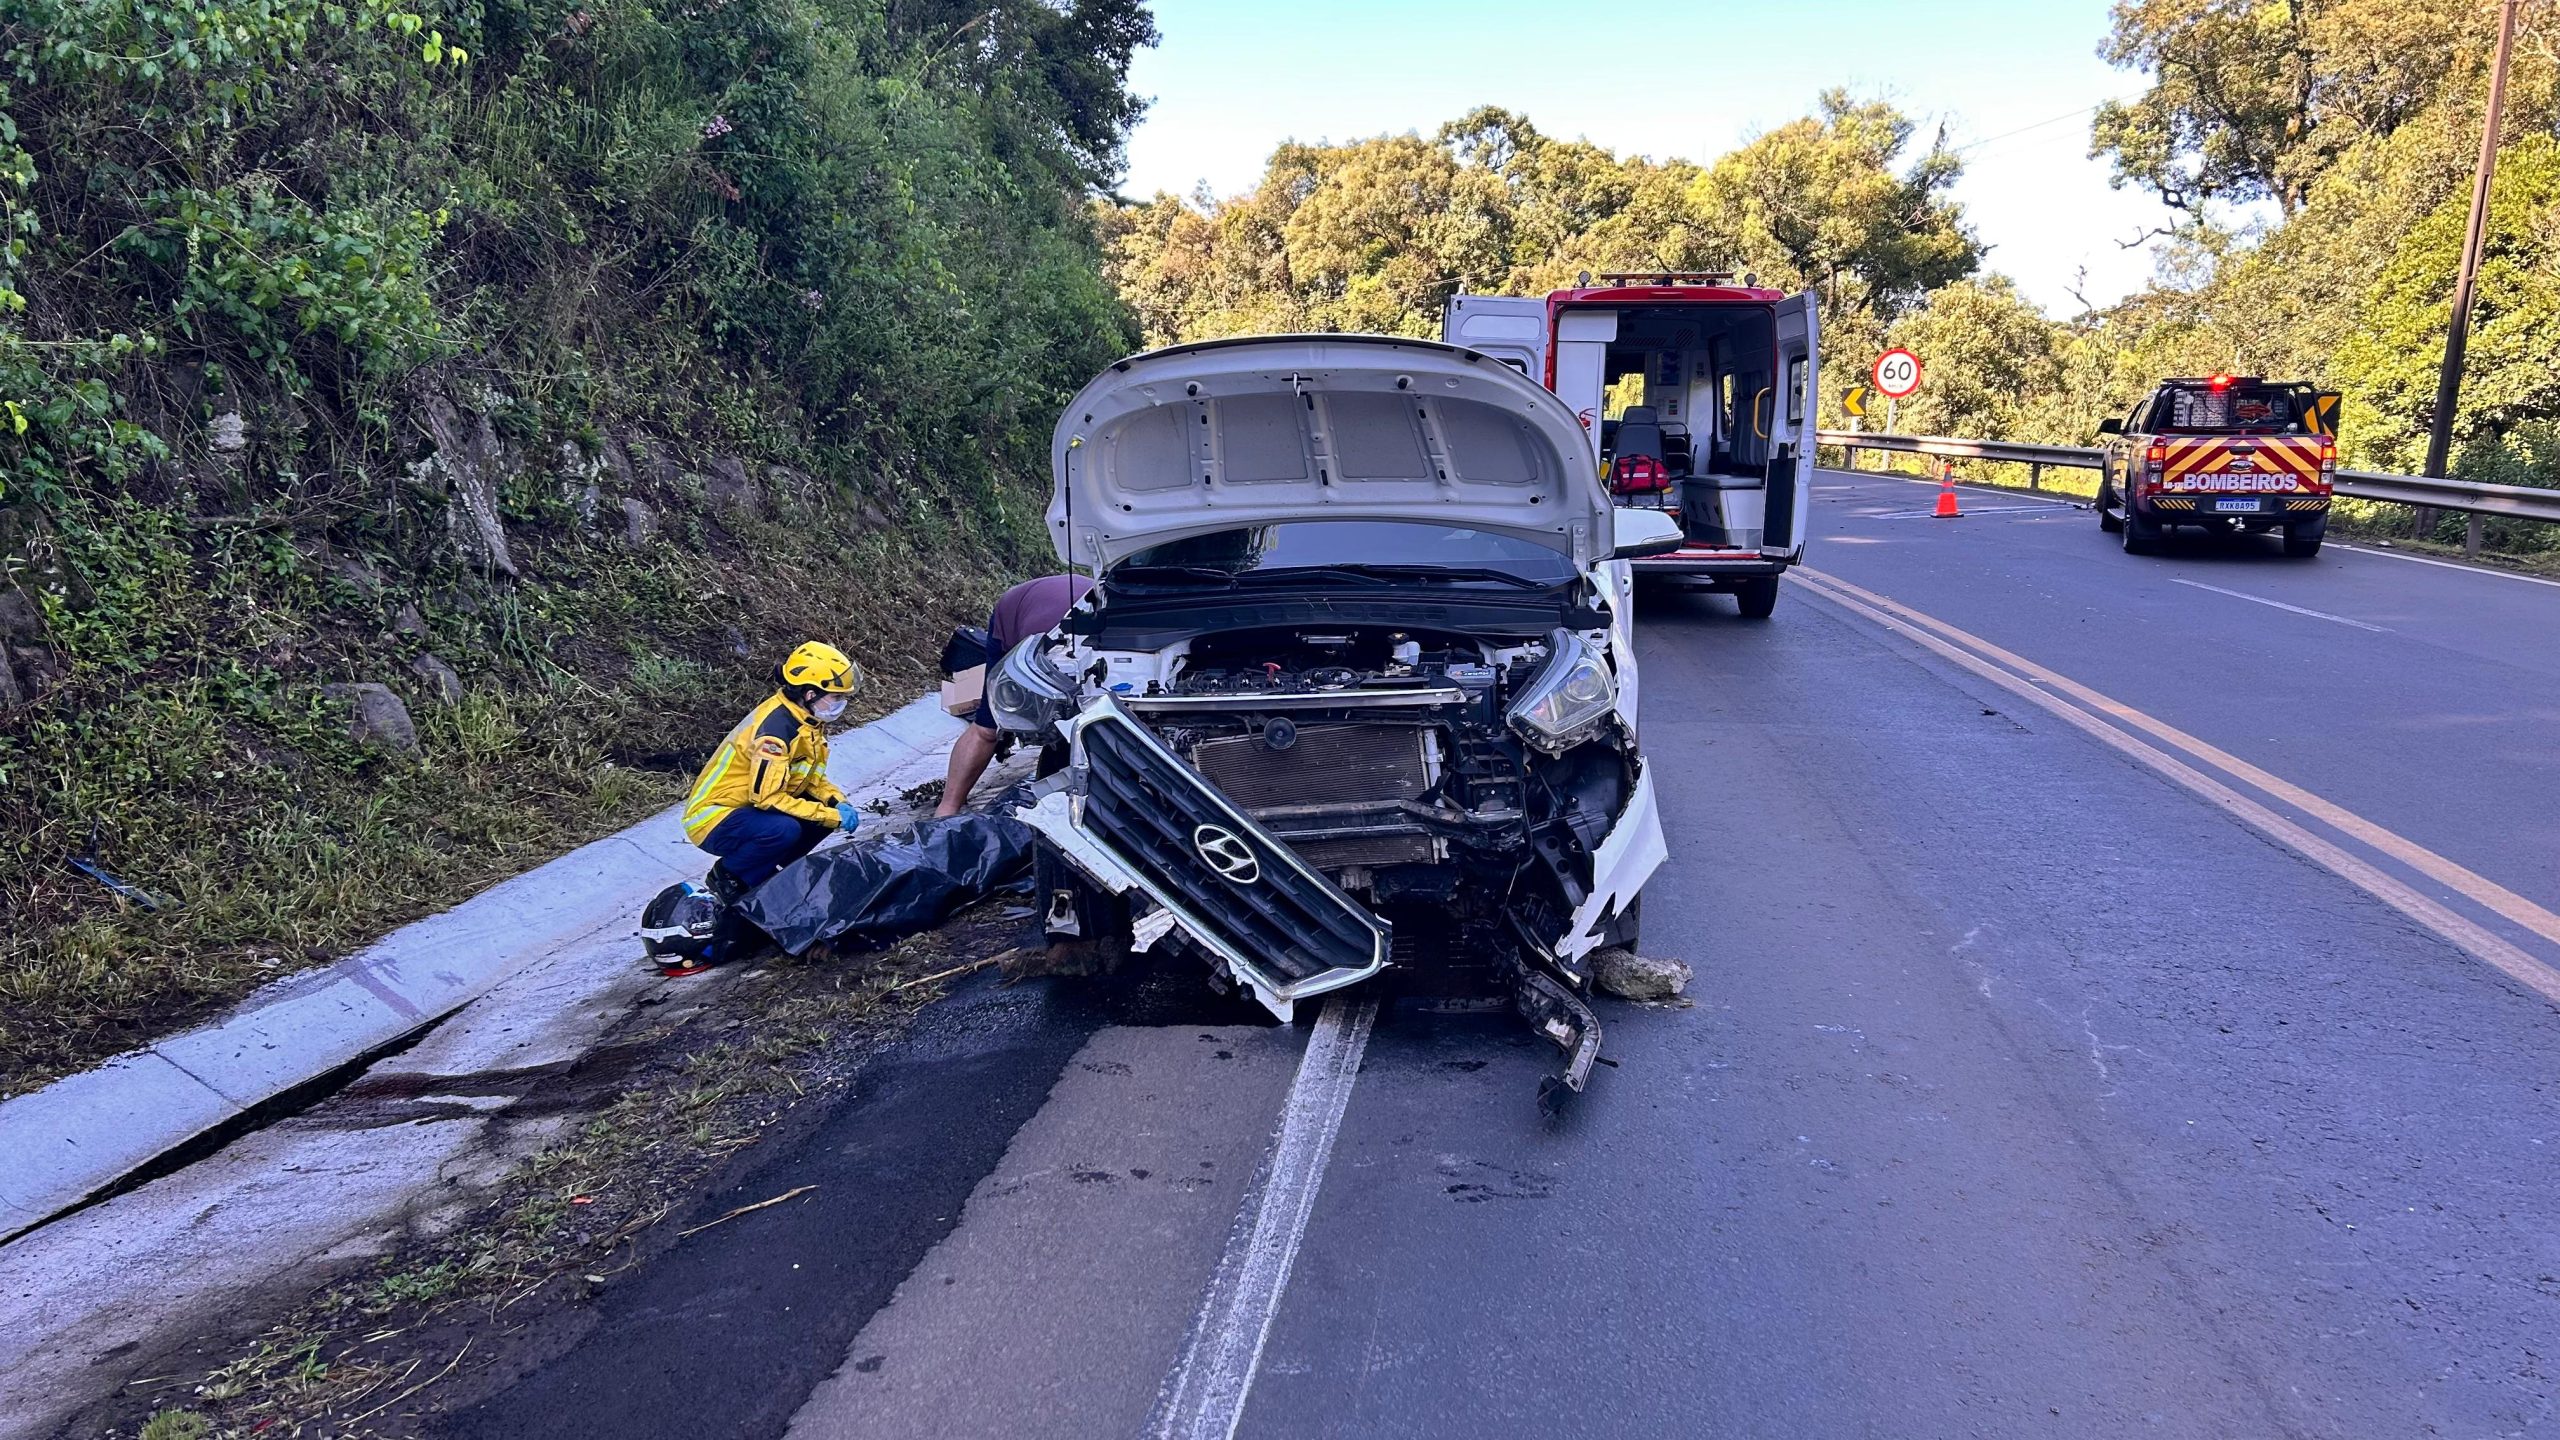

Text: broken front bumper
xmin=1011 ymin=696 xmax=1389 ymax=1021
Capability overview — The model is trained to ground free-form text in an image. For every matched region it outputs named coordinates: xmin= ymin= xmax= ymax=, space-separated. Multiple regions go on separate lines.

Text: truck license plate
xmin=2215 ymin=497 xmax=2259 ymax=512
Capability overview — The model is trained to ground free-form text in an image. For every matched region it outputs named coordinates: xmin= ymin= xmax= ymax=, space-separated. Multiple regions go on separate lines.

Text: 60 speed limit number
xmin=1872 ymin=349 xmax=1923 ymax=399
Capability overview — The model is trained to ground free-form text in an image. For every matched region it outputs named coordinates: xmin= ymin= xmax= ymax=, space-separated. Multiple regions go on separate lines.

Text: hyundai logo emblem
xmin=1192 ymin=824 xmax=1261 ymax=885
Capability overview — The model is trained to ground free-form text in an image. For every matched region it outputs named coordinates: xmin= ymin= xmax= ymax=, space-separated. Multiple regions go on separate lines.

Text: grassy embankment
xmin=0 ymin=0 xmax=1150 ymax=1092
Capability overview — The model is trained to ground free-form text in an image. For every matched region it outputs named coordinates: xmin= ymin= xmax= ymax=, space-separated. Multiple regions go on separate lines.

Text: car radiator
xmin=1191 ymin=724 xmax=1441 ymax=869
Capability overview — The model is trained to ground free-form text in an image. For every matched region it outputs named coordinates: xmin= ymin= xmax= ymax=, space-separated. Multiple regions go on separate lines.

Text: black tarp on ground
xmin=736 ymin=807 xmax=1035 ymax=955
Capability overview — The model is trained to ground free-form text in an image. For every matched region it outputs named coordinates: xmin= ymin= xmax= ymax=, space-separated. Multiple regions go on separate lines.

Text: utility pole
xmin=2420 ymin=0 xmax=2522 ymax=550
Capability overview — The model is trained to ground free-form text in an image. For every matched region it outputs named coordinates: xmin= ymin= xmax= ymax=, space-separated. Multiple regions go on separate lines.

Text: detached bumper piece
xmin=1022 ymin=697 xmax=1389 ymax=1020
xmin=1516 ymin=968 xmax=1603 ymax=1112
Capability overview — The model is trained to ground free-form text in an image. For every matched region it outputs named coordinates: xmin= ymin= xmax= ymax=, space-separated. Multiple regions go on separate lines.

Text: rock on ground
xmin=705 ymin=455 xmax=762 ymax=512
xmin=410 ymin=653 xmax=464 ymax=707
xmin=322 ymin=682 xmax=419 ymax=752
xmin=1591 ymin=947 xmax=1691 ymax=1001
xmin=418 ymin=398 xmax=520 ymax=578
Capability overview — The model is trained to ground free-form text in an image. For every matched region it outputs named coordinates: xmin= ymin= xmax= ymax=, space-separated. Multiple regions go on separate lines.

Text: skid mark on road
xmin=1793 ymin=568 xmax=2560 ymax=1007
xmin=1149 ymin=996 xmax=1376 ymax=1440
xmin=1951 ymin=925 xmax=1997 ymax=1001
xmin=2168 ymin=578 xmax=2388 ymax=632
xmin=2034 ymin=997 xmax=2129 ymax=1096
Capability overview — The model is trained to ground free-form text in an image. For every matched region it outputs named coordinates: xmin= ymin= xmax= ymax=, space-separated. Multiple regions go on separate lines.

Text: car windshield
xmin=1111 ymin=521 xmax=1577 ymax=590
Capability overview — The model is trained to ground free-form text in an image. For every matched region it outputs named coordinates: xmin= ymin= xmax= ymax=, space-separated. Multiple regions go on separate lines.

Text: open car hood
xmin=1048 ymin=335 xmax=1610 ymax=571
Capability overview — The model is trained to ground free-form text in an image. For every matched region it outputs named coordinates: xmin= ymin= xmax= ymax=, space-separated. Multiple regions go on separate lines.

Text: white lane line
xmin=1148 ymin=994 xmax=1377 ymax=1440
xmin=2167 ymin=577 xmax=2388 ymax=632
xmin=2333 ymin=542 xmax=2560 ymax=592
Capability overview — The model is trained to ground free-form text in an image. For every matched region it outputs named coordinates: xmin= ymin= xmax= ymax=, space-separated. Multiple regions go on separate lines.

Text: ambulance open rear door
xmin=1766 ymin=293 xmax=1817 ymax=562
xmin=1442 ymin=294 xmax=1548 ymax=382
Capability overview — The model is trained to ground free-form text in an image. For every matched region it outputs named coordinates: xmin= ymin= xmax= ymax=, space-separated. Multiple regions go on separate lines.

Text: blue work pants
xmin=700 ymin=808 xmax=831 ymax=890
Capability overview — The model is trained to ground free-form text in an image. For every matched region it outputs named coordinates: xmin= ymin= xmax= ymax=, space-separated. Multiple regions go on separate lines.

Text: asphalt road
xmin=440 ymin=471 xmax=2560 ymax=1440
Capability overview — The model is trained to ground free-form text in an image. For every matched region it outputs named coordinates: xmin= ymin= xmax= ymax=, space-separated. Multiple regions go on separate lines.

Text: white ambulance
xmin=1445 ymin=273 xmax=1817 ymax=617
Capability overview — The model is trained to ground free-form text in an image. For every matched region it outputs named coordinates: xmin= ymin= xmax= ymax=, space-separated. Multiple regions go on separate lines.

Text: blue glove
xmin=837 ymin=801 xmax=863 ymax=834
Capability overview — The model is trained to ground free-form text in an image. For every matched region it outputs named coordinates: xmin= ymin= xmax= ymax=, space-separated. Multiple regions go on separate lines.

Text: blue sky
xmin=1119 ymin=0 xmax=2188 ymax=316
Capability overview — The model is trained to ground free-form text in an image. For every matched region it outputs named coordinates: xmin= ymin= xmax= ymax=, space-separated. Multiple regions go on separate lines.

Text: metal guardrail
xmin=1817 ymin=431 xmax=2101 ymax=474
xmin=1816 ymin=429 xmax=2560 ymax=554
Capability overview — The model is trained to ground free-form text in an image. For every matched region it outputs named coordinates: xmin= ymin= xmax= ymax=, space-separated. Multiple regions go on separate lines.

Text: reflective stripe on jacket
xmin=683 ymin=693 xmax=845 ymax=845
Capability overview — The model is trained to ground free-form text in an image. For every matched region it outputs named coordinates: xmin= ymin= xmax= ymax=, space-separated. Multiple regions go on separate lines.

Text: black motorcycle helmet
xmin=639 ymin=881 xmax=723 ymax=966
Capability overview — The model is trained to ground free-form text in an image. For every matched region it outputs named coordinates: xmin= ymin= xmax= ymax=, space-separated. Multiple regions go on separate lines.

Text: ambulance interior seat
xmin=1614 ymin=406 xmax=1668 ymax=469
xmin=1602 ymin=415 xmax=1691 ymax=472
xmin=1659 ymin=420 xmax=1693 ymax=475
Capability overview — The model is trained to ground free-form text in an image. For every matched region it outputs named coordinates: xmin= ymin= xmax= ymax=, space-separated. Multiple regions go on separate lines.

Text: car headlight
xmin=987 ymin=636 xmax=1076 ymax=734
xmin=1507 ymin=630 xmax=1618 ymax=753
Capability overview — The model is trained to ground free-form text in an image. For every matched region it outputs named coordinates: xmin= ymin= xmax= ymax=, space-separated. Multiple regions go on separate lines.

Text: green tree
xmin=2336 ymin=134 xmax=2560 ymax=473
xmin=1095 ymin=94 xmax=1982 ymax=352
xmin=1882 ymin=278 xmax=2069 ymax=441
xmin=2091 ymin=0 xmax=2484 ymax=217
xmin=2080 ymin=0 xmax=2557 ymax=487
xmin=1687 ymin=91 xmax=1979 ymax=328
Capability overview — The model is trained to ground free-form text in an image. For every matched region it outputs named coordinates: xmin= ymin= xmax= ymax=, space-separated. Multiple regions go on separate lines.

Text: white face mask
xmin=811 ymin=694 xmax=848 ymax=723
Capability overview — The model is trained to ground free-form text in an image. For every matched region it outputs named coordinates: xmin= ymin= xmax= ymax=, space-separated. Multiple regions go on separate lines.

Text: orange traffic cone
xmin=1933 ymin=461 xmax=1962 ymax=518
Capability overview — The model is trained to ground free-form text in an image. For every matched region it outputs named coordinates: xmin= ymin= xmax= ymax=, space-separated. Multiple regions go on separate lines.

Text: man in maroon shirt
xmin=936 ymin=573 xmax=1094 ymax=816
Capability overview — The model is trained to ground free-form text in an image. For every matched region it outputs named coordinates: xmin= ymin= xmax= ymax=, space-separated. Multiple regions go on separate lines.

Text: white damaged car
xmin=991 ymin=335 xmax=1679 ymax=1095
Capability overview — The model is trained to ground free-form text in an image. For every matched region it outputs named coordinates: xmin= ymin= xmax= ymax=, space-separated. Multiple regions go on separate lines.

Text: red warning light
xmin=2209 ymin=374 xmax=2233 ymax=391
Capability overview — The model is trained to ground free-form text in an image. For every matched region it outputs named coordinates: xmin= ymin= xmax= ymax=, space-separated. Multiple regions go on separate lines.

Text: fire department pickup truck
xmin=2094 ymin=375 xmax=2340 ymax=557
xmin=1445 ymin=272 xmax=1817 ymax=617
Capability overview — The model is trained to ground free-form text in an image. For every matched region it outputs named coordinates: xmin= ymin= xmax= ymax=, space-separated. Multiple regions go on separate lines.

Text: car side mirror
xmin=2096 ymin=418 xmax=2125 ymax=436
xmin=1612 ymin=507 xmax=1686 ymax=560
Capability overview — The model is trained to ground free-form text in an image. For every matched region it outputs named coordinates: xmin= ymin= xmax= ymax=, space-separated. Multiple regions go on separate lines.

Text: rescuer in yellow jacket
xmin=683 ymin=641 xmax=865 ymax=964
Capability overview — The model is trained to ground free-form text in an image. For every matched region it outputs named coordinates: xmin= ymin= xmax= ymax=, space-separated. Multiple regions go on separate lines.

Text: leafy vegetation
xmin=0 ymin=0 xmax=1151 ymax=1089
xmin=2089 ymin=0 xmax=2486 ymax=218
xmin=1097 ymin=93 xmax=1979 ymax=361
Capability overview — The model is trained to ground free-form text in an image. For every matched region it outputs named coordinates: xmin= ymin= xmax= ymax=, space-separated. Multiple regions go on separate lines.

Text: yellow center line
xmin=1788 ymin=569 xmax=2560 ymax=1006
xmin=1800 ymin=567 xmax=2560 ymax=951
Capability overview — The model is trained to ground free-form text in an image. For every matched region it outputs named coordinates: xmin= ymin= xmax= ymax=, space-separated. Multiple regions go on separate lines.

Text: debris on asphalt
xmin=1591 ymin=947 xmax=1692 ymax=1001
xmin=676 ymin=1184 xmax=818 ymax=1239
xmin=886 ymin=949 xmax=1019 ymax=992
xmin=341 ymin=1338 xmax=472 ymax=1429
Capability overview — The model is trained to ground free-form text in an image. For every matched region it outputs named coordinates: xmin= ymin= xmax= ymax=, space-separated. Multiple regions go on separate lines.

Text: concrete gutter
xmin=0 ymin=696 xmax=965 ymax=1245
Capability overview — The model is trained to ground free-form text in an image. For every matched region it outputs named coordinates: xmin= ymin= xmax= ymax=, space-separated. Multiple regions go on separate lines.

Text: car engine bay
xmin=1007 ymin=618 xmax=1651 ymax=1100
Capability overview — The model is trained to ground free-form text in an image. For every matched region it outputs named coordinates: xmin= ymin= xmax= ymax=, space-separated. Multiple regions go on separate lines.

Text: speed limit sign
xmin=1873 ymin=349 xmax=1923 ymax=399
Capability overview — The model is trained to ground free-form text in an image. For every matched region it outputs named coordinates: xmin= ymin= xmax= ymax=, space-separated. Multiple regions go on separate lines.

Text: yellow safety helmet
xmin=780 ymin=640 xmax=862 ymax=696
